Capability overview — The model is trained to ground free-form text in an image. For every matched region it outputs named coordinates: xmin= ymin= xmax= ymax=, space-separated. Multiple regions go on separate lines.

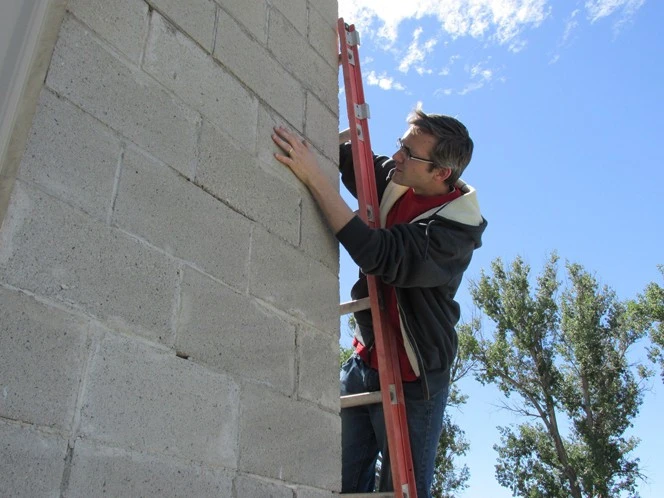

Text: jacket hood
xmin=380 ymin=178 xmax=484 ymax=228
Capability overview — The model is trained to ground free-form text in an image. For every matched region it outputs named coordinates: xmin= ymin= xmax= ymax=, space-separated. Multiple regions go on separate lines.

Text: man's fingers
xmin=272 ymin=132 xmax=292 ymax=153
xmin=274 ymin=126 xmax=303 ymax=150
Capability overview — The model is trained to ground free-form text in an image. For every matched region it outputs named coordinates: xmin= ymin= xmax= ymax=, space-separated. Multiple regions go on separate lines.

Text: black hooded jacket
xmin=337 ymin=142 xmax=487 ymax=399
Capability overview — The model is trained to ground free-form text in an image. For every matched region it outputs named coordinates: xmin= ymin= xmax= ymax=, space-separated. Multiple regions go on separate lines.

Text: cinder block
xmin=113 ymin=146 xmax=252 ymax=291
xmin=0 ymin=287 xmax=89 ymax=430
xmin=307 ymin=6 xmax=339 ymax=67
xmin=67 ymin=0 xmax=148 ymax=63
xmin=0 ymin=421 xmax=68 ymax=498
xmin=215 ymin=0 xmax=269 ymax=43
xmin=267 ymin=11 xmax=338 ymax=112
xmin=235 ymin=475 xmax=294 ymax=498
xmin=269 ymin=0 xmax=307 ymax=36
xmin=18 ymin=89 xmax=120 ymax=222
xmin=308 ymin=0 xmax=339 ymax=26
xmin=46 ymin=16 xmax=199 ymax=177
xmin=146 ymin=0 xmax=216 ymax=51
xmin=213 ymin=11 xmax=305 ymax=129
xmin=305 ymin=92 xmax=339 ymax=163
xmin=78 ymin=333 xmax=240 ymax=467
xmin=299 ymin=194 xmax=338 ymax=272
xmin=144 ymin=12 xmax=258 ymax=147
xmin=175 ymin=267 xmax=296 ymax=394
xmin=66 ymin=440 xmax=234 ymax=497
xmin=256 ymin=105 xmax=308 ymax=191
xmin=0 ymin=182 xmax=178 ymax=343
xmin=255 ymin=104 xmax=338 ymax=204
xmin=295 ymin=487 xmax=336 ymax=498
xmin=248 ymin=227 xmax=339 ymax=335
xmin=297 ymin=325 xmax=340 ymax=412
xmin=197 ymin=120 xmax=300 ymax=246
xmin=314 ymin=151 xmax=341 ymax=196
xmin=239 ymin=384 xmax=341 ymax=490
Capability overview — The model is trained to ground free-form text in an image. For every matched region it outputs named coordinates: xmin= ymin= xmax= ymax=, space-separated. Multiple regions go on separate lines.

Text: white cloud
xmin=339 ymin=0 xmax=551 ymax=49
xmin=458 ymin=81 xmax=486 ymax=95
xmin=398 ymin=27 xmax=438 ymax=73
xmin=587 ymin=0 xmax=646 ymax=36
xmin=562 ymin=9 xmax=581 ymax=44
xmin=585 ymin=0 xmax=645 ymax=22
xmin=366 ymin=70 xmax=406 ymax=91
xmin=434 ymin=88 xmax=454 ymax=97
xmin=339 ymin=0 xmax=646 ymax=96
xmin=439 ymin=55 xmax=461 ymax=76
xmin=549 ymin=9 xmax=580 ymax=64
xmin=451 ymin=59 xmax=499 ymax=96
xmin=469 ymin=62 xmax=494 ymax=81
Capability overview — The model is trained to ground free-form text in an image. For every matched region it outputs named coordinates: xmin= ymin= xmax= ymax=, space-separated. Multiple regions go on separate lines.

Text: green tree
xmin=470 ymin=254 xmax=649 ymax=498
xmin=340 ymin=314 xmax=356 ymax=366
xmin=340 ymin=344 xmax=354 ymax=366
xmin=628 ymin=266 xmax=664 ymax=381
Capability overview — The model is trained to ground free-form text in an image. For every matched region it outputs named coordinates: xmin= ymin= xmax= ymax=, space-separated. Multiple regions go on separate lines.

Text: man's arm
xmin=272 ymin=126 xmax=355 ymax=234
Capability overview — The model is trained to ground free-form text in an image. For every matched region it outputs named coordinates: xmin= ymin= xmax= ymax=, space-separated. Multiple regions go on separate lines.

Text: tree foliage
xmin=628 ymin=265 xmax=664 ymax=382
xmin=469 ymin=254 xmax=649 ymax=497
xmin=340 ymin=344 xmax=354 ymax=366
xmin=431 ymin=411 xmax=470 ymax=497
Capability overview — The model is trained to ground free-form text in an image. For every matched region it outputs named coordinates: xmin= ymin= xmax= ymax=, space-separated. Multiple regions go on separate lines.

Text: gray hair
xmin=408 ymin=109 xmax=474 ymax=185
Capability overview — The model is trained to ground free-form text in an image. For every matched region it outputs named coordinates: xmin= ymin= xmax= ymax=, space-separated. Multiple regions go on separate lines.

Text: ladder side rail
xmin=338 ymin=19 xmax=417 ymax=498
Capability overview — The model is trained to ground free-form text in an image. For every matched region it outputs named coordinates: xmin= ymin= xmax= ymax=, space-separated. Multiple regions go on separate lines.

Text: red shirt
xmin=354 ymin=186 xmax=462 ymax=380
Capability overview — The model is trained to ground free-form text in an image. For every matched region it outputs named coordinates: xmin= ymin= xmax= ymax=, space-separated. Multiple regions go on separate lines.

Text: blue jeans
xmin=340 ymin=354 xmax=449 ymax=498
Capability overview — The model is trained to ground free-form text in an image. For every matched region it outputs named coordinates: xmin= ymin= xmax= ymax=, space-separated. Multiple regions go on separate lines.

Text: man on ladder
xmin=272 ymin=105 xmax=486 ymax=496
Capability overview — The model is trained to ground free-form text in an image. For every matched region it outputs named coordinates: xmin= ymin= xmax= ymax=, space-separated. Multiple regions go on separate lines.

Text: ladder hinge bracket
xmin=389 ymin=384 xmax=397 ymax=404
xmin=346 ymin=29 xmax=360 ymax=47
xmin=354 ymin=103 xmax=370 ymax=120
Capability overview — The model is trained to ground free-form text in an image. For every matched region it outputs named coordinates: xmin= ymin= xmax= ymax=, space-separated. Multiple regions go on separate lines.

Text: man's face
xmin=391 ymin=128 xmax=441 ymax=195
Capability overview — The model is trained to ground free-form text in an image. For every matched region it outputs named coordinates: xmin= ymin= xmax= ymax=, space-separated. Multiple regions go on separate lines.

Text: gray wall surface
xmin=0 ymin=1 xmax=341 ymax=496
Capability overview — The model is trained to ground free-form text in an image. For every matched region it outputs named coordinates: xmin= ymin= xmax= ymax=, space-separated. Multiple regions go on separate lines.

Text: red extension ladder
xmin=338 ymin=18 xmax=418 ymax=498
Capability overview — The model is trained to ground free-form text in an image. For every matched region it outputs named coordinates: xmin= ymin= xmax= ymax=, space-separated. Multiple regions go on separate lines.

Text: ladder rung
xmin=340 ymin=391 xmax=383 ymax=409
xmin=339 ymin=297 xmax=371 ymax=315
xmin=341 ymin=493 xmax=395 ymax=497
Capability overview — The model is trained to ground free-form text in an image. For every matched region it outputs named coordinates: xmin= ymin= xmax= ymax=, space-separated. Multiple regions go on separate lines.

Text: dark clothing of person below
xmin=341 ymin=354 xmax=449 ymax=497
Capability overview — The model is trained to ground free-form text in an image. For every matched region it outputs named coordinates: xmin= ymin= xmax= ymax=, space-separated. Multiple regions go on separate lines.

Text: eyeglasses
xmin=396 ymin=138 xmax=435 ymax=165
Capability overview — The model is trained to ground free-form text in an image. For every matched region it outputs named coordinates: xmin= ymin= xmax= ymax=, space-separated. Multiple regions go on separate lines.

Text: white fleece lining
xmin=379 ymin=181 xmax=409 ymax=227
xmin=399 ymin=313 xmax=421 ymax=377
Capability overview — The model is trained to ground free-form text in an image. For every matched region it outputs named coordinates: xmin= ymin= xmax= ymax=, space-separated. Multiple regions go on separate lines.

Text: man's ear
xmin=434 ymin=167 xmax=452 ymax=184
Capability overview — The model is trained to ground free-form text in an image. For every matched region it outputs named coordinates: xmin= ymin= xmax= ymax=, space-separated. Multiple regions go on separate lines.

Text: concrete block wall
xmin=0 ymin=0 xmax=340 ymax=496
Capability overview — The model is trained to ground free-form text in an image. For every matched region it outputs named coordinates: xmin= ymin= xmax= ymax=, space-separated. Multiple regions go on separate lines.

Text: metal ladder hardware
xmin=338 ymin=17 xmax=418 ymax=498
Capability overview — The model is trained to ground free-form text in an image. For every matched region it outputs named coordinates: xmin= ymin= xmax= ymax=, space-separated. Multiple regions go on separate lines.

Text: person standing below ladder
xmin=272 ymin=109 xmax=487 ymax=498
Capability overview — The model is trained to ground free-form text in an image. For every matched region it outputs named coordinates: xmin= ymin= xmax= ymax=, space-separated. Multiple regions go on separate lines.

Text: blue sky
xmin=336 ymin=0 xmax=663 ymax=496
